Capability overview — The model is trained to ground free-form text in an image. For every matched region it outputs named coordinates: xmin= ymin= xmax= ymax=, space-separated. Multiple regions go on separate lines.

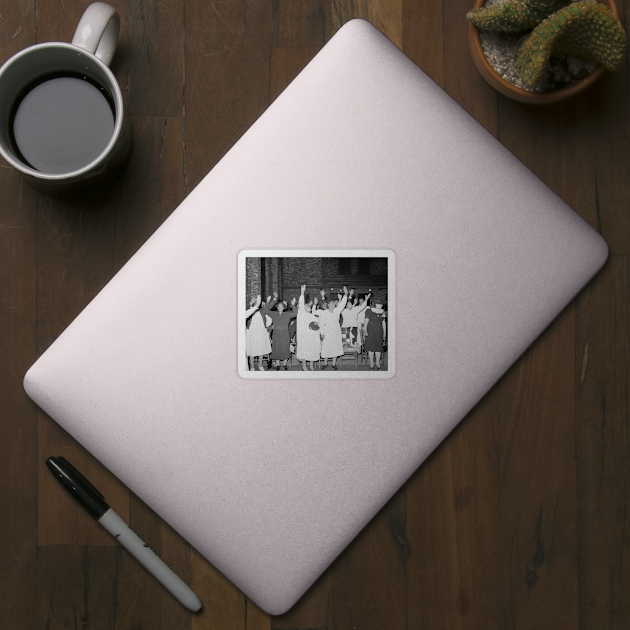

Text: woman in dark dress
xmin=363 ymin=298 xmax=387 ymax=370
xmin=267 ymin=298 xmax=297 ymax=370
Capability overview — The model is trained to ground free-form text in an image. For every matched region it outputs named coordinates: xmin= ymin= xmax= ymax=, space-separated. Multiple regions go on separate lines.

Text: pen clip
xmin=54 ymin=456 xmax=107 ymax=502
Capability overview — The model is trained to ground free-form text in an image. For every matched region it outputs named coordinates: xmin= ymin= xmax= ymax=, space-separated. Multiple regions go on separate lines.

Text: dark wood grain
xmin=1 ymin=0 xmax=629 ymax=627
xmin=184 ymin=0 xmax=271 ymax=191
xmin=271 ymin=0 xmax=331 ymax=46
xmin=331 ymin=486 xmax=407 ymax=630
xmin=0 ymin=158 xmax=38 ymax=630
xmin=407 ymin=391 xmax=498 ymax=629
xmin=576 ymin=256 xmax=630 ymax=629
xmin=0 ymin=4 xmax=39 ymax=630
xmin=496 ymin=304 xmax=579 ymax=628
xmin=332 ymin=0 xmax=402 ymax=47
xmin=403 ymin=0 xmax=444 ymax=87
xmin=126 ymin=0 xmax=184 ymax=117
xmin=36 ymin=545 xmax=119 ymax=630
xmin=443 ymin=0 xmax=498 ymax=132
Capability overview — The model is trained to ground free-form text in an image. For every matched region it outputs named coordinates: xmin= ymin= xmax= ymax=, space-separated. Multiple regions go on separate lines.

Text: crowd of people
xmin=244 ymin=285 xmax=387 ymax=372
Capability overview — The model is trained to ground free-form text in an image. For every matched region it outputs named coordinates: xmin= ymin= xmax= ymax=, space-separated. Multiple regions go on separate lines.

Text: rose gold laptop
xmin=24 ymin=19 xmax=607 ymax=614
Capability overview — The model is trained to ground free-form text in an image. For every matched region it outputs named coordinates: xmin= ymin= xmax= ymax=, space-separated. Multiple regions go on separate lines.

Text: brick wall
xmin=246 ymin=256 xmax=389 ymax=307
xmin=246 ymin=258 xmax=261 ymax=306
xmin=370 ymin=258 xmax=388 ymax=275
xmin=266 ymin=257 xmax=281 ymax=298
xmin=282 ymin=258 xmax=323 ymax=286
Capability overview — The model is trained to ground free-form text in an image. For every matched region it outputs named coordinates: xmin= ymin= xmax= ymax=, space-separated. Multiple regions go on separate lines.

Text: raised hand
xmin=301 ymin=284 xmax=306 ymax=293
xmin=291 ymin=297 xmax=297 ymax=306
xmin=343 ymin=286 xmax=348 ymax=295
xmin=266 ymin=295 xmax=272 ymax=302
xmin=255 ymin=295 xmax=262 ymax=307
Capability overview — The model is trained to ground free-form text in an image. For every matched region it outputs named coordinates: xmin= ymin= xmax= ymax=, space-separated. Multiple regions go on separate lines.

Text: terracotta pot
xmin=468 ymin=0 xmax=619 ymax=103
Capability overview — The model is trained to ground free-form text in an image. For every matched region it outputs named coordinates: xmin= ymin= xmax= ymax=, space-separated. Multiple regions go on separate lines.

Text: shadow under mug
xmin=0 ymin=2 xmax=131 ymax=197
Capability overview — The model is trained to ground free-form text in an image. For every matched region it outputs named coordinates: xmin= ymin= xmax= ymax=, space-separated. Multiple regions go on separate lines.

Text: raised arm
xmin=298 ymin=285 xmax=306 ymax=311
xmin=356 ymin=293 xmax=371 ymax=314
xmin=288 ymin=296 xmax=298 ymax=319
xmin=334 ymin=286 xmax=348 ymax=314
xmin=244 ymin=295 xmax=261 ymax=319
xmin=260 ymin=292 xmax=278 ymax=315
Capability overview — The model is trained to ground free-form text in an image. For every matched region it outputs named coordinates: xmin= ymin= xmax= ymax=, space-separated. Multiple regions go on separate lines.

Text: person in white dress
xmin=316 ymin=286 xmax=348 ymax=370
xmin=245 ymin=294 xmax=275 ymax=370
xmin=341 ymin=289 xmax=371 ymax=344
xmin=296 ymin=284 xmax=321 ymax=371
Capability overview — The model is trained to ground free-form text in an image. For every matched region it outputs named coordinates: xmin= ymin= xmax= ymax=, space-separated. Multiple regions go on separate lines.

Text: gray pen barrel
xmin=98 ymin=508 xmax=202 ymax=612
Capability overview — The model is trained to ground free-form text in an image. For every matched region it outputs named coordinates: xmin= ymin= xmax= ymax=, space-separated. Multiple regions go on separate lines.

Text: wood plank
xmin=248 ymin=599 xmax=272 ymax=630
xmin=112 ymin=116 xmax=185 ymax=271
xmin=0 ymin=0 xmax=36 ymax=55
xmin=407 ymin=390 xmax=499 ymax=629
xmin=496 ymin=96 xmax=598 ymax=225
xmin=443 ymin=0 xmax=497 ymax=132
xmin=402 ymin=0 xmax=444 ymax=88
xmin=575 ymin=256 xmax=630 ymax=628
xmin=0 ymin=143 xmax=38 ymax=630
xmin=126 ymin=0 xmax=184 ymax=117
xmin=36 ymin=545 xmax=118 ymax=630
xmin=184 ymin=0 xmax=272 ymax=192
xmin=496 ymin=305 xmax=578 ymax=628
xmin=493 ymin=49 xmax=630 ymax=257
xmin=190 ymin=548 xmax=249 ymax=630
xmin=582 ymin=73 xmax=630 ymax=255
xmin=271 ymin=0 xmax=331 ymax=46
xmin=0 ymin=5 xmax=39 ymax=629
xmin=331 ymin=0 xmax=403 ymax=48
xmin=330 ymin=485 xmax=407 ymax=630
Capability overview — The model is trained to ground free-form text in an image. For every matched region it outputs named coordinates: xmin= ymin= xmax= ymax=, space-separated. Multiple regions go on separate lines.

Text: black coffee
xmin=10 ymin=73 xmax=115 ymax=174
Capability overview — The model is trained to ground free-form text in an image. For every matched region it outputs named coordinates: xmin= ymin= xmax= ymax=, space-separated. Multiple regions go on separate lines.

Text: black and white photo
xmin=238 ymin=251 xmax=394 ymax=378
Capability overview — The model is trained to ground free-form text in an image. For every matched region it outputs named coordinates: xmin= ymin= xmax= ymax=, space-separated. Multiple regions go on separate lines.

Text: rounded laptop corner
xmin=594 ymin=232 xmax=610 ymax=272
xmin=23 ymin=363 xmax=38 ymax=399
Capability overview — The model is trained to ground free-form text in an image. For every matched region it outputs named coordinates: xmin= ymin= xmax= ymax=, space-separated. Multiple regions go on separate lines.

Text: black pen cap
xmin=46 ymin=456 xmax=110 ymax=519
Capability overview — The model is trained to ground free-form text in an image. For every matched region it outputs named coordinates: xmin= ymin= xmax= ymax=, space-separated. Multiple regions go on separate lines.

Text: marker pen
xmin=46 ymin=456 xmax=202 ymax=613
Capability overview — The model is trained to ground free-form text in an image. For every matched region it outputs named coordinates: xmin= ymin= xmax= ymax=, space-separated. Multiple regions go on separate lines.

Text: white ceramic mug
xmin=0 ymin=2 xmax=132 ymax=197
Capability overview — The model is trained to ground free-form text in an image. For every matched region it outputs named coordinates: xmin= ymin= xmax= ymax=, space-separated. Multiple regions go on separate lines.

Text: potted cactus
xmin=467 ymin=0 xmax=627 ymax=102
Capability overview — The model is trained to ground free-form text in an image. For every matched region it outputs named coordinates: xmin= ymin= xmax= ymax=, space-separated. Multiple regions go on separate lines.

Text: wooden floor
xmin=1 ymin=0 xmax=629 ymax=628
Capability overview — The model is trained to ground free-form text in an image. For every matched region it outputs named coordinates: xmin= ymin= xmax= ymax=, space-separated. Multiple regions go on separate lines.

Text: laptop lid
xmin=23 ymin=19 xmax=607 ymax=614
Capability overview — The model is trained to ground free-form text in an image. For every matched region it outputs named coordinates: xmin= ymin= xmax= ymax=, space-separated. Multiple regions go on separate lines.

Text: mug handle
xmin=71 ymin=2 xmax=120 ymax=67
